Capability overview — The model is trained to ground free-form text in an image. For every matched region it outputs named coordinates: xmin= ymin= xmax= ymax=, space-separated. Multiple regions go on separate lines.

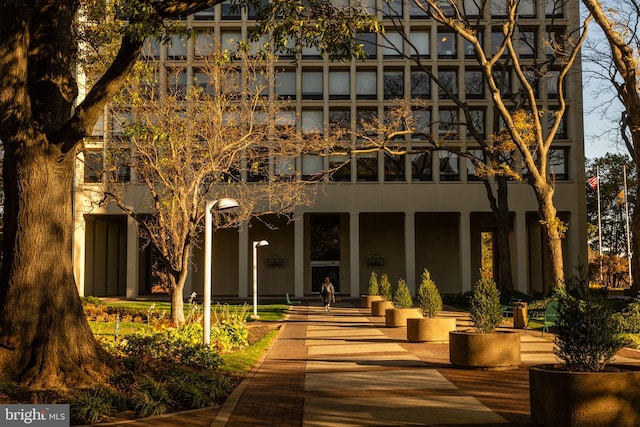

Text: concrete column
xmin=238 ymin=223 xmax=249 ymax=298
xmin=126 ymin=216 xmax=139 ymax=299
xmin=350 ymin=212 xmax=360 ymax=297
xmin=404 ymin=212 xmax=416 ymax=294
xmin=514 ymin=212 xmax=529 ymax=294
xmin=73 ymin=211 xmax=87 ymax=296
xmin=459 ymin=212 xmax=472 ymax=292
xmin=294 ymin=214 xmax=305 ymax=298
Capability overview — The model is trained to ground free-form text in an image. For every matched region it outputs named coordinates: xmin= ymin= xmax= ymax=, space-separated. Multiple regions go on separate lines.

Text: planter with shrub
xmin=371 ymin=273 xmax=394 ymax=316
xmin=385 ymin=278 xmax=422 ymax=327
xmin=529 ymin=276 xmax=640 ymax=427
xmin=361 ymin=271 xmax=384 ymax=308
xmin=449 ymin=276 xmax=520 ymax=369
xmin=407 ymin=269 xmax=457 ymax=342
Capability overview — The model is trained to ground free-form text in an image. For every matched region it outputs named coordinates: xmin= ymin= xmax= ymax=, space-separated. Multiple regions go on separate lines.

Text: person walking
xmin=320 ymin=277 xmax=335 ymax=311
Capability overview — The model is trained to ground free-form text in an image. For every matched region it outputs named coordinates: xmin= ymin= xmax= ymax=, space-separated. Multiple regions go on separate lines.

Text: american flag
xmin=587 ymin=176 xmax=598 ymax=189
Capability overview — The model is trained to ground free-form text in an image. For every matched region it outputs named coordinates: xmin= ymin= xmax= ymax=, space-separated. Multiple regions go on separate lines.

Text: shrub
xmin=555 ymin=273 xmax=630 ymax=372
xmin=367 ymin=271 xmax=379 ymax=296
xmin=132 ymin=375 xmax=173 ymax=417
xmin=69 ymin=386 xmax=124 ymax=425
xmin=211 ymin=303 xmax=249 ymax=352
xmin=392 ymin=278 xmax=413 ymax=309
xmin=613 ymin=296 xmax=640 ymax=334
xmin=81 ymin=296 xmax=105 ymax=306
xmin=469 ymin=277 xmax=502 ymax=333
xmin=417 ymin=269 xmax=442 ymax=318
xmin=379 ymin=273 xmax=393 ymax=301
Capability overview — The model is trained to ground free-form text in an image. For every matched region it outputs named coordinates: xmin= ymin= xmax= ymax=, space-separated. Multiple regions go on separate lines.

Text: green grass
xmin=106 ymin=301 xmax=172 ymax=312
xmin=89 ymin=321 xmax=149 ymax=337
xmin=220 ymin=330 xmax=279 ymax=375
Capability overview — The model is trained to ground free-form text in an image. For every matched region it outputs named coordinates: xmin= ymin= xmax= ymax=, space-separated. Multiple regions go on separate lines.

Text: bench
xmin=501 ymin=298 xmax=521 ymax=318
xmin=526 ymin=300 xmax=561 ymax=336
xmin=286 ymin=292 xmax=301 ymax=305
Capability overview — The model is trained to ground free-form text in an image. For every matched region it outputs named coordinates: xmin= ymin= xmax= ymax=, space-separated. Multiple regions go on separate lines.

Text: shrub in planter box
xmin=408 ymin=269 xmax=456 ymax=342
xmin=361 ymin=271 xmax=383 ymax=308
xmin=386 ymin=278 xmax=421 ymax=327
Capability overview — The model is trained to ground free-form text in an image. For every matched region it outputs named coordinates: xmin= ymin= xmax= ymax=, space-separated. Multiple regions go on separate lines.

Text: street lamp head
xmin=254 ymin=240 xmax=269 ymax=248
xmin=210 ymin=197 xmax=239 ymax=213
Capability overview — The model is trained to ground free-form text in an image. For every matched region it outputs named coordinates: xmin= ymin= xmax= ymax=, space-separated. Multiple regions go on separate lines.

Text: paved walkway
xmin=99 ymin=300 xmax=640 ymax=426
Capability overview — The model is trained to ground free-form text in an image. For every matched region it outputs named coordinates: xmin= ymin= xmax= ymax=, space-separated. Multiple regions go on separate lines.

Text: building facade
xmin=73 ymin=0 xmax=587 ymax=299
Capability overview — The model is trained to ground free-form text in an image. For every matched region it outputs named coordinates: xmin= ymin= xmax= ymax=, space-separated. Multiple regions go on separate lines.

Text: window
xmin=545 ymin=29 xmax=565 ymax=59
xmin=302 ymin=69 xmax=323 ymax=100
xmin=492 ymin=67 xmax=511 ymax=97
xmin=194 ymin=7 xmax=215 ymax=20
xmin=247 ymin=0 xmax=268 ymax=20
xmin=548 ymin=148 xmax=568 ymax=180
xmin=466 ymin=109 xmax=485 ymax=139
xmin=523 ymin=67 xmax=540 ymax=98
xmin=548 ymin=109 xmax=568 ymax=139
xmin=438 ymin=109 xmax=458 ymax=140
xmin=491 ymin=31 xmax=506 ymax=57
xmin=195 ymin=32 xmax=215 ymax=58
xmin=302 ymin=153 xmax=324 ymax=181
xmin=382 ymin=32 xmax=404 ymax=57
xmin=246 ymin=147 xmax=268 ymax=182
xmin=546 ymin=69 xmax=562 ymax=98
xmin=194 ymin=70 xmax=214 ymax=97
xmin=329 ymin=69 xmax=350 ymax=100
xmin=438 ymin=69 xmax=458 ymax=99
xmin=275 ymin=110 xmax=296 ymax=129
xmin=357 ymin=108 xmax=378 ymax=138
xmin=410 ymin=30 xmax=430 ymax=58
xmin=302 ymin=44 xmax=323 ymax=59
xmin=356 ymin=152 xmax=378 ymax=181
xmin=167 ymin=69 xmax=187 ymax=99
xmin=383 ymin=0 xmax=403 ymax=17
xmin=302 ymin=109 xmax=323 ymax=134
xmin=249 ymin=34 xmax=268 ymax=56
xmin=142 ymin=40 xmax=161 ymax=59
xmin=83 ymin=149 xmax=103 ymax=183
xmin=463 ymin=0 xmax=482 ymax=17
xmin=409 ymin=0 xmax=429 ymax=17
xmin=465 ymin=70 xmax=484 ymax=99
xmin=274 ymin=156 xmax=296 ymax=180
xmin=275 ymin=69 xmax=296 ymax=99
xmin=412 ymin=109 xmax=431 ymax=140
xmin=491 ymin=0 xmax=510 ymax=17
xmin=518 ymin=31 xmax=537 ymax=59
xmin=437 ymin=0 xmax=455 ymax=16
xmin=329 ymin=148 xmax=351 ymax=182
xmin=464 ymin=32 xmax=482 ymax=58
xmin=411 ymin=70 xmax=431 ymax=99
xmin=356 ymin=69 xmax=377 ymax=100
xmin=111 ymin=110 xmax=133 ymax=136
xmin=166 ymin=34 xmax=188 ymax=60
xmin=221 ymin=31 xmax=242 ymax=54
xmin=221 ymin=0 xmax=241 ymax=19
xmin=385 ymin=106 xmax=406 ymax=141
xmin=545 ymin=0 xmax=564 ymax=18
xmin=329 ymin=109 xmax=351 ymax=133
xmin=466 ymin=149 xmax=484 ymax=181
xmin=384 ymin=152 xmax=405 ymax=181
xmin=519 ymin=0 xmax=536 ymax=18
xmin=357 ymin=33 xmax=377 ymax=58
xmin=411 ymin=151 xmax=432 ymax=181
xmin=439 ymin=151 xmax=459 ymax=181
xmin=92 ymin=114 xmax=104 ymax=137
xmin=248 ymin=71 xmax=269 ymax=98
xmin=437 ymin=32 xmax=456 ymax=59
xmin=383 ymin=69 xmax=404 ymax=99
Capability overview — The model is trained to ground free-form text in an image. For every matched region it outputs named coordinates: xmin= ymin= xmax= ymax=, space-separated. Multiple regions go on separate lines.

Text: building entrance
xmin=311 ymin=262 xmax=340 ymax=294
xmin=309 ymin=213 xmax=341 ymax=294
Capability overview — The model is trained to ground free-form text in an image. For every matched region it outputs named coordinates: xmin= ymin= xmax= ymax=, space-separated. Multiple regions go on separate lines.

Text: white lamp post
xmin=204 ymin=197 xmax=239 ymax=345
xmin=251 ymin=240 xmax=269 ymax=320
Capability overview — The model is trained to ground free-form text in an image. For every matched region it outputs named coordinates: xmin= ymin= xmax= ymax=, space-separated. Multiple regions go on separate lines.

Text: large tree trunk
xmin=0 ymin=139 xmax=111 ymax=388
xmin=537 ymin=188 xmax=565 ymax=290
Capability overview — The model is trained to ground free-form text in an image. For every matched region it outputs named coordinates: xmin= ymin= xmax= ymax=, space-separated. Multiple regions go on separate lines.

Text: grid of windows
xmin=90 ymin=2 xmax=574 ymax=186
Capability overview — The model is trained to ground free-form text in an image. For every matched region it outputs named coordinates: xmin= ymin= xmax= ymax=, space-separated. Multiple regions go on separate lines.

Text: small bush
xmin=367 ymin=271 xmax=379 ymax=296
xmin=392 ymin=278 xmax=413 ymax=309
xmin=469 ymin=277 xmax=502 ymax=333
xmin=211 ymin=303 xmax=249 ymax=352
xmin=417 ymin=269 xmax=442 ymax=318
xmin=555 ymin=280 xmax=629 ymax=372
xmin=380 ymin=274 xmax=393 ymax=301
xmin=69 ymin=386 xmax=124 ymax=425
xmin=81 ymin=296 xmax=105 ymax=306
xmin=132 ymin=375 xmax=173 ymax=417
xmin=613 ymin=296 xmax=640 ymax=334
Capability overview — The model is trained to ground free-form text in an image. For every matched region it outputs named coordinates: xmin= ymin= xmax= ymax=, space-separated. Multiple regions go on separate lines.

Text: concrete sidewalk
xmin=102 ymin=300 xmax=640 ymax=426
xmin=211 ymin=300 xmax=640 ymax=426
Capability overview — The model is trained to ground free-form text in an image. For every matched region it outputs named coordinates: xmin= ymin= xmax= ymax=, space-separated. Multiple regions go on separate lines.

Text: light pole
xmin=204 ymin=197 xmax=239 ymax=345
xmin=251 ymin=240 xmax=269 ymax=320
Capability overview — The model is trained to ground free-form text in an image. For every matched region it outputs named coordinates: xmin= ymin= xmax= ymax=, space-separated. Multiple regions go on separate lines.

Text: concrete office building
xmin=74 ymin=0 xmax=587 ymax=299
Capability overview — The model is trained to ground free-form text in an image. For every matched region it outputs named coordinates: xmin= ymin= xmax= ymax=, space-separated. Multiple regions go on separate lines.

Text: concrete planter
xmin=361 ymin=294 xmax=384 ymax=308
xmin=385 ymin=307 xmax=422 ymax=327
xmin=529 ymin=364 xmax=640 ymax=427
xmin=449 ymin=330 xmax=520 ymax=370
xmin=371 ymin=300 xmax=394 ymax=317
xmin=407 ymin=317 xmax=457 ymax=342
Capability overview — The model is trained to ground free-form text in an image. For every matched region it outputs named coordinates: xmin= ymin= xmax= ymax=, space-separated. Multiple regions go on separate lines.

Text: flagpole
xmin=623 ymin=165 xmax=632 ymax=286
xmin=596 ymin=166 xmax=603 ymax=284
